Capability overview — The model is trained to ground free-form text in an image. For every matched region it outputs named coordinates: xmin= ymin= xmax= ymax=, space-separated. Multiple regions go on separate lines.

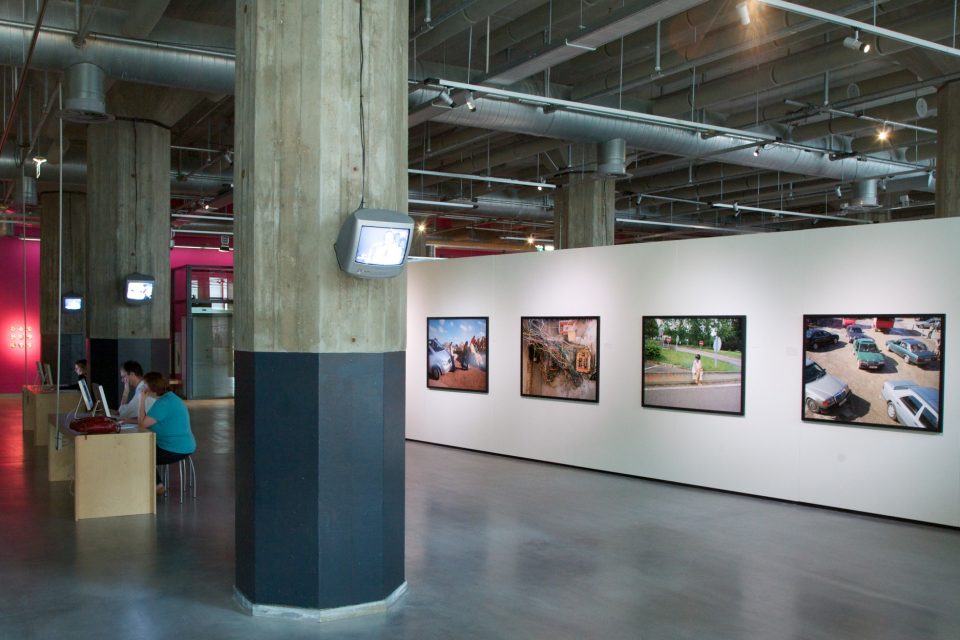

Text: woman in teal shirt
xmin=139 ymin=372 xmax=196 ymax=494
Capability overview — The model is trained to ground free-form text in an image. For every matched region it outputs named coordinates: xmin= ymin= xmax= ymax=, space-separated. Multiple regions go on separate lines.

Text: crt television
xmin=124 ymin=274 xmax=155 ymax=304
xmin=62 ymin=293 xmax=83 ymax=312
xmin=334 ymin=208 xmax=415 ymax=279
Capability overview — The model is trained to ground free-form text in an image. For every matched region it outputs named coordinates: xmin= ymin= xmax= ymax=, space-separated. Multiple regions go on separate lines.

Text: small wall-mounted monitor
xmin=334 ymin=208 xmax=414 ymax=279
xmin=124 ymin=274 xmax=155 ymax=304
xmin=62 ymin=294 xmax=83 ymax=312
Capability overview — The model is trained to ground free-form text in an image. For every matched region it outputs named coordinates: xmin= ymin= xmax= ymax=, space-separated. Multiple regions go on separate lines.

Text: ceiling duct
xmin=12 ymin=175 xmax=38 ymax=210
xmin=60 ymin=63 xmax=114 ymax=124
xmin=597 ymin=138 xmax=628 ymax=178
xmin=849 ymin=178 xmax=881 ymax=209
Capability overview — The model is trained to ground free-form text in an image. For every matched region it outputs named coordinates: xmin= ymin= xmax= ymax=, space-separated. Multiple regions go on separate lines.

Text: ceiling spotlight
xmin=431 ymin=90 xmax=455 ymax=108
xmin=843 ymin=31 xmax=870 ymax=53
xmin=876 ymin=128 xmax=890 ymax=141
xmin=32 ymin=155 xmax=47 ymax=179
xmin=417 ymin=222 xmax=427 ymax=233
xmin=733 ymin=202 xmax=740 ymax=216
xmin=736 ymin=1 xmax=751 ymax=26
xmin=752 ymin=146 xmax=762 ymax=157
xmin=835 ymin=185 xmax=843 ymax=198
xmin=527 ymin=235 xmax=535 ymax=245
xmin=464 ymin=92 xmax=477 ymax=112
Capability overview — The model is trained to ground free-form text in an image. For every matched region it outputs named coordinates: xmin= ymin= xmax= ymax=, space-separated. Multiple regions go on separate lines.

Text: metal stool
xmin=160 ymin=455 xmax=197 ymax=503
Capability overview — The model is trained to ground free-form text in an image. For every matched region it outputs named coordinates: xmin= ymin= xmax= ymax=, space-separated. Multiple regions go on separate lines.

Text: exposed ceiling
xmin=0 ymin=0 xmax=955 ymax=255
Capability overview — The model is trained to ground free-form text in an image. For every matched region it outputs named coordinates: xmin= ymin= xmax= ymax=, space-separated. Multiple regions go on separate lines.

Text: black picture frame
xmin=801 ymin=314 xmax=945 ymax=433
xmin=520 ymin=316 xmax=599 ymax=403
xmin=641 ymin=316 xmax=746 ymax=416
xmin=426 ymin=317 xmax=489 ymax=393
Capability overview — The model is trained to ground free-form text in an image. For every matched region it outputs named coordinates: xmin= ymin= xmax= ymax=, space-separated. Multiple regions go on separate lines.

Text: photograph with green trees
xmin=642 ymin=316 xmax=746 ymax=415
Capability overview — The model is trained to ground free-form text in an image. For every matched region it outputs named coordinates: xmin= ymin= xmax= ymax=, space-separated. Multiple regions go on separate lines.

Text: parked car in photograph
xmin=915 ymin=317 xmax=940 ymax=330
xmin=427 ymin=338 xmax=455 ymax=380
xmin=804 ymin=358 xmax=850 ymax=414
xmin=852 ymin=337 xmax=885 ymax=370
xmin=886 ymin=338 xmax=936 ymax=366
xmin=845 ymin=325 xmax=865 ymax=343
xmin=873 ymin=316 xmax=895 ymax=333
xmin=881 ymin=380 xmax=940 ymax=430
xmin=805 ymin=328 xmax=840 ymax=350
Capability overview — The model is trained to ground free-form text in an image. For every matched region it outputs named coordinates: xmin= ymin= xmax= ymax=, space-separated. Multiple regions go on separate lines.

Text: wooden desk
xmin=50 ymin=415 xmax=156 ymax=520
xmin=22 ymin=386 xmax=81 ymax=447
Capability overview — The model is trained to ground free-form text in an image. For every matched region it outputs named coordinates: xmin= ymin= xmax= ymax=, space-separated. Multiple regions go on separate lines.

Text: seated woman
xmin=138 ymin=372 xmax=197 ymax=495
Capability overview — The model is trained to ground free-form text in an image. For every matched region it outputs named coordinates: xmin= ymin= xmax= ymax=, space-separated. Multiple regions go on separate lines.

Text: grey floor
xmin=1 ymin=397 xmax=959 ymax=640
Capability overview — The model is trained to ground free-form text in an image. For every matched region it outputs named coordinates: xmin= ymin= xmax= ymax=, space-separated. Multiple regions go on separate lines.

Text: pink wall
xmin=0 ymin=237 xmax=41 ymax=392
xmin=170 ymin=247 xmax=234 ymax=270
xmin=0 ymin=243 xmax=233 ymax=393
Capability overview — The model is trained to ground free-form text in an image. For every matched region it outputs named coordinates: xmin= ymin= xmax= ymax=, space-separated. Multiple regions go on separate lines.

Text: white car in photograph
xmin=880 ymin=380 xmax=939 ymax=430
xmin=428 ymin=338 xmax=454 ymax=380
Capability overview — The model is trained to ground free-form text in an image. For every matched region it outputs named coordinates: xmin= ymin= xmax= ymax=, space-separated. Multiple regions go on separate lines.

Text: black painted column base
xmin=89 ymin=338 xmax=170 ymax=407
xmin=235 ymin=350 xmax=405 ymax=610
xmin=41 ymin=333 xmax=85 ymax=384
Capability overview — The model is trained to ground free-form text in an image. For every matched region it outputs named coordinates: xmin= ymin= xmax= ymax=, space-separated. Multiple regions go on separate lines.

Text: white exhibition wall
xmin=405 ymin=217 xmax=960 ymax=526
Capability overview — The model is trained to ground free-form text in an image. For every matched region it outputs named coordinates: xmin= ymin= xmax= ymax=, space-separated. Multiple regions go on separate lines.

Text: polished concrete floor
xmin=1 ymin=397 xmax=959 ymax=639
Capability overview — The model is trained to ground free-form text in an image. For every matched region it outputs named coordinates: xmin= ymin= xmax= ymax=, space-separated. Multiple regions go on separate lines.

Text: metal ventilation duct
xmin=597 ymin=138 xmax=628 ymax=178
xmin=61 ymin=63 xmax=114 ymax=124
xmin=12 ymin=175 xmax=38 ymax=209
xmin=409 ymin=90 xmax=919 ymax=182
xmin=850 ymin=179 xmax=881 ymax=209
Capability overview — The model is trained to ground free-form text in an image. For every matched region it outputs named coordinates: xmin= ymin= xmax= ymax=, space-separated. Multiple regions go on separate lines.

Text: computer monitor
xmin=43 ymin=363 xmax=53 ymax=387
xmin=36 ymin=361 xmax=46 ymax=385
xmin=62 ymin=294 xmax=83 ymax=312
xmin=95 ymin=384 xmax=112 ymax=417
xmin=124 ymin=274 xmax=155 ymax=305
xmin=77 ymin=378 xmax=94 ymax=412
xmin=334 ymin=208 xmax=414 ymax=279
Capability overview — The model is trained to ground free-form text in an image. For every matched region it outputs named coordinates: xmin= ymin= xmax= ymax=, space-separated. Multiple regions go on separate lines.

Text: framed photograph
xmin=521 ymin=316 xmax=599 ymax=403
xmin=427 ymin=317 xmax=489 ymax=393
xmin=802 ymin=315 xmax=944 ymax=433
xmin=642 ymin=316 xmax=746 ymax=416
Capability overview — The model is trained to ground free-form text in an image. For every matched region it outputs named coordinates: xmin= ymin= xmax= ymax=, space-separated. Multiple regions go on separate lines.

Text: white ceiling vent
xmin=60 ymin=63 xmax=114 ymax=124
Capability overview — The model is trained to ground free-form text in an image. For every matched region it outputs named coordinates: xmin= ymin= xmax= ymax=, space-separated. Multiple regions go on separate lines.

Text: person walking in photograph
xmin=692 ymin=354 xmax=704 ymax=385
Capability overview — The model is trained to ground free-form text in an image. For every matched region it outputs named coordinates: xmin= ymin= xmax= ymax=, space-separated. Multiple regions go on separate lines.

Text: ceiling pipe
xmin=409 ymin=85 xmax=923 ymax=182
xmin=411 ymin=0 xmax=534 ymax=57
xmin=0 ymin=0 xmax=50 ymax=160
xmin=649 ymin=7 xmax=956 ymax=117
xmin=0 ymin=18 xmax=235 ymax=93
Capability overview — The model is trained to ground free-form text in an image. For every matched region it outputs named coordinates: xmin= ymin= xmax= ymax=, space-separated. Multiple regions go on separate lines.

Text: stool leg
xmin=189 ymin=456 xmax=197 ymax=499
xmin=178 ymin=459 xmax=185 ymax=504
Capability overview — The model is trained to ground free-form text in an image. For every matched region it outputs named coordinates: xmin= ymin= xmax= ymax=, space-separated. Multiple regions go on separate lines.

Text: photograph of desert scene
xmin=427 ymin=317 xmax=488 ymax=392
xmin=642 ymin=316 xmax=745 ymax=415
xmin=521 ymin=317 xmax=599 ymax=402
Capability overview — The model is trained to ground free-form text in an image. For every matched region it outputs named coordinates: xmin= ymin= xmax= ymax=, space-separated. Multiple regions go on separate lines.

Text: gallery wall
xmin=406 ymin=217 xmax=960 ymax=526
xmin=0 ymin=237 xmax=41 ymax=393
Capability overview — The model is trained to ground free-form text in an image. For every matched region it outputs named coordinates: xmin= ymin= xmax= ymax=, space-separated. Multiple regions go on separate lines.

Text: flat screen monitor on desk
xmin=95 ymin=384 xmax=112 ymax=417
xmin=77 ymin=379 xmax=94 ymax=413
xmin=36 ymin=361 xmax=46 ymax=385
xmin=43 ymin=363 xmax=53 ymax=387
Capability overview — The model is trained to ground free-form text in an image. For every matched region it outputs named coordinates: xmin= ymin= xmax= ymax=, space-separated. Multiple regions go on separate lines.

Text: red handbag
xmin=70 ymin=415 xmax=121 ymax=435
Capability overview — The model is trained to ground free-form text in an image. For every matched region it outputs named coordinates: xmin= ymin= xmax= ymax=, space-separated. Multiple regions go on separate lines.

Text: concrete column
xmin=39 ymin=192 xmax=87 ymax=382
xmin=935 ymin=81 xmax=960 ymax=218
xmin=554 ymin=174 xmax=617 ymax=249
xmin=86 ymin=120 xmax=171 ymax=404
xmin=234 ymin=0 xmax=407 ymax=615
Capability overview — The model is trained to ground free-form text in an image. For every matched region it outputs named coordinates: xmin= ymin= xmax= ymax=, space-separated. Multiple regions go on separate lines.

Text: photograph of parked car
xmin=427 ymin=317 xmax=488 ymax=393
xmin=802 ymin=314 xmax=944 ymax=432
xmin=521 ymin=317 xmax=598 ymax=403
xmin=642 ymin=316 xmax=746 ymax=415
